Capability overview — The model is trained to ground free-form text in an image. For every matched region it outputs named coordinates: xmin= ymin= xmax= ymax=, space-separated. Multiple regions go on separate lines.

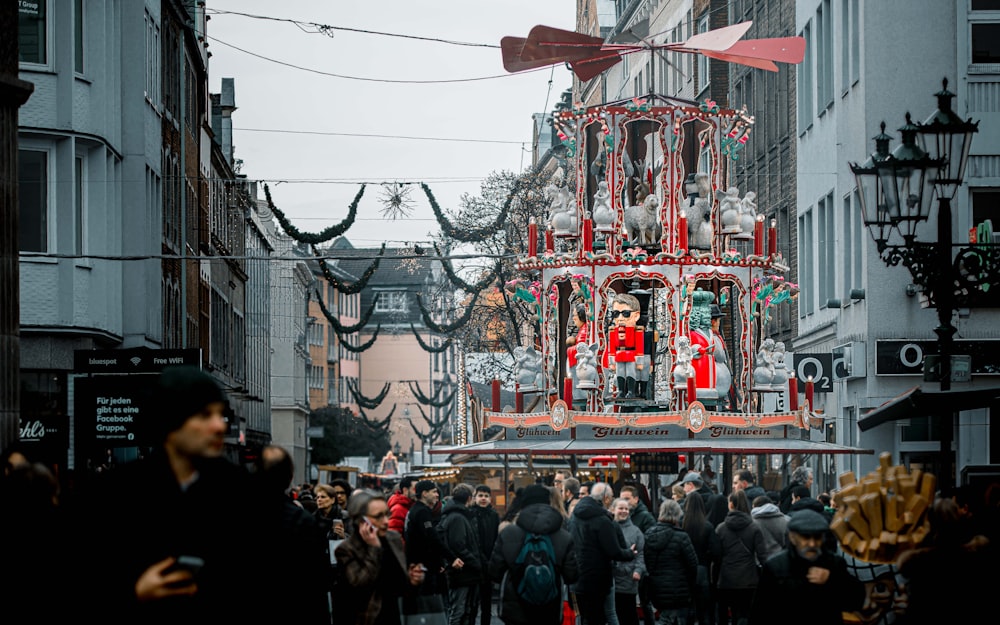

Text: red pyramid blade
xmin=501 ymin=24 xmax=610 ymax=74
xmin=681 ymin=21 xmax=753 ymax=52
xmin=502 ymin=36 xmax=549 ymax=73
xmin=570 ymin=52 xmax=623 ymax=81
xmin=723 ymin=37 xmax=805 ymax=64
xmin=702 ymin=49 xmax=779 ymax=72
xmin=522 ymin=25 xmax=607 ymax=61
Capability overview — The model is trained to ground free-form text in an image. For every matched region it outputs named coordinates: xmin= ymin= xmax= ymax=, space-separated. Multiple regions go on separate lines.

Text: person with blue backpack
xmin=489 ymin=484 xmax=579 ymax=625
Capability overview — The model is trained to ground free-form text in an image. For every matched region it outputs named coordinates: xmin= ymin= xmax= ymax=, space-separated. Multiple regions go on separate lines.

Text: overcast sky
xmin=206 ymin=1 xmax=575 ymax=249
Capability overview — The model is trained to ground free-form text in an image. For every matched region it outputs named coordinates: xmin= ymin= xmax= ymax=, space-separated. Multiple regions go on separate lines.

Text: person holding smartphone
xmin=74 ymin=366 xmax=264 ymax=624
xmin=335 ymin=489 xmax=426 ymax=624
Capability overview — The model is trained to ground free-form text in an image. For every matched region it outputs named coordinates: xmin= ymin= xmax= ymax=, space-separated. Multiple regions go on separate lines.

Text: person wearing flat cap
xmin=75 ymin=365 xmax=265 ymax=624
xmin=749 ymin=509 xmax=864 ymax=625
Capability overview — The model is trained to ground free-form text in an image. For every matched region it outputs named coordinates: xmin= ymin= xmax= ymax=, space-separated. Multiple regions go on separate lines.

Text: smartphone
xmin=167 ymin=555 xmax=205 ymax=577
xmin=363 ymin=516 xmax=376 ymax=530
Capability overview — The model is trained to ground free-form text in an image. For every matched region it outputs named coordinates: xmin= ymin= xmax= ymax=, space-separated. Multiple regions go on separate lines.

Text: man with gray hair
xmin=571 ymin=482 xmax=637 ymax=625
xmin=779 ymin=465 xmax=813 ymax=514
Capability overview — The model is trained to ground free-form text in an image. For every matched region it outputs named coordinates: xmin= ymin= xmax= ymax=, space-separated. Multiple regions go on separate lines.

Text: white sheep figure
xmin=624 ymin=193 xmax=662 ymax=245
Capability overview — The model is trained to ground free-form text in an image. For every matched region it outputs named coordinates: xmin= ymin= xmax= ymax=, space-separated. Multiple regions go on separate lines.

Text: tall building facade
xmin=795 ymin=0 xmax=999 ymax=488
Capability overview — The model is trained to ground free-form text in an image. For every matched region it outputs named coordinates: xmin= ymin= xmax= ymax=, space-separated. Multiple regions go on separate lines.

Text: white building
xmin=795 ymin=0 xmax=999 ymax=489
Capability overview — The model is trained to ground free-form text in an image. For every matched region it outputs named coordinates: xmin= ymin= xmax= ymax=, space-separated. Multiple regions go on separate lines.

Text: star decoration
xmin=379 ymin=182 xmax=415 ymax=220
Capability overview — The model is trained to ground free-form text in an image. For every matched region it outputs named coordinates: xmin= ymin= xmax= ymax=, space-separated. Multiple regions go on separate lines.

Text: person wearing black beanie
xmin=75 ymin=365 xmax=266 ymax=624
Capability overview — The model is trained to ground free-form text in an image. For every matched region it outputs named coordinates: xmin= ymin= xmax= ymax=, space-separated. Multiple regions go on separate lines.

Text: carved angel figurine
xmin=514 ymin=346 xmax=544 ymax=391
xmin=753 ymin=338 xmax=776 ymax=387
xmin=720 ymin=187 xmax=742 ymax=233
xmin=592 ymin=180 xmax=615 ymax=232
xmin=672 ymin=336 xmax=696 ymax=388
xmin=770 ymin=341 xmax=789 ymax=388
xmin=575 ymin=342 xmax=599 ymax=389
xmin=740 ymin=191 xmax=758 ymax=235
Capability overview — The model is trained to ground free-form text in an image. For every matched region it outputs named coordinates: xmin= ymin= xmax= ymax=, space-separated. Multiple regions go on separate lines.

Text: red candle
xmin=767 ymin=218 xmax=777 ymax=257
xmin=805 ymin=377 xmax=814 ymax=410
xmin=492 ymin=379 xmax=501 ymax=412
xmin=564 ymin=377 xmax=573 ymax=402
xmin=788 ymin=376 xmax=798 ymax=411
xmin=686 ymin=373 xmax=697 ymax=407
xmin=678 ymin=214 xmax=688 ymax=252
xmin=528 ymin=219 xmax=538 ymax=256
xmin=545 ymin=227 xmax=554 ymax=254
xmin=515 ymin=390 xmax=524 ymax=413
xmin=582 ymin=216 xmax=593 ymax=254
xmin=754 ymin=215 xmax=764 ymax=256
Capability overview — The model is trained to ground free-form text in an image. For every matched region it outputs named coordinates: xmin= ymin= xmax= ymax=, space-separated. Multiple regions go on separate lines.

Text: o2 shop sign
xmin=791 ymin=353 xmax=834 ymax=392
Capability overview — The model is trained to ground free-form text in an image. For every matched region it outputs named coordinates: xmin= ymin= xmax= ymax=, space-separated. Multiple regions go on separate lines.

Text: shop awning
xmin=858 ymin=385 xmax=1000 ymax=432
xmin=430 ymin=437 xmax=872 ymax=457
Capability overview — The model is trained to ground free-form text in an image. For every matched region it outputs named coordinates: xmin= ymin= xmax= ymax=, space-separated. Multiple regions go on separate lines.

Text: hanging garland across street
xmin=358 ymin=405 xmax=393 ymax=431
xmin=265 ymin=183 xmax=366 ymax=245
xmin=407 ymin=403 xmax=451 ymax=438
xmin=407 ymin=380 xmax=457 ymax=408
xmin=409 ymin=323 xmax=453 ymax=354
xmin=314 ymin=288 xmax=380 ymax=335
xmin=312 ymin=243 xmax=386 ymax=294
xmin=416 ymin=292 xmax=478 ymax=334
xmin=421 ymin=181 xmax=521 ymax=243
xmin=347 ymin=379 xmax=392 ymax=410
xmin=340 ymin=325 xmax=381 ymax=353
xmin=433 ymin=242 xmax=499 ymax=292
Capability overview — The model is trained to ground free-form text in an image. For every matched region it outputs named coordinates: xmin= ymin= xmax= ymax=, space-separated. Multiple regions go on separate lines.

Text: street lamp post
xmin=850 ymin=79 xmax=984 ymax=482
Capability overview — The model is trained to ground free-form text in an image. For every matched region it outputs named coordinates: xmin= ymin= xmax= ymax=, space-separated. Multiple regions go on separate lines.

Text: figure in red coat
xmin=604 ymin=293 xmax=644 ymax=398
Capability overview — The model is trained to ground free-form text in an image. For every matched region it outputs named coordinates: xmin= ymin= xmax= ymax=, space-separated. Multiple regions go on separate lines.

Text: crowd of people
xmin=1 ymin=365 xmax=996 ymax=625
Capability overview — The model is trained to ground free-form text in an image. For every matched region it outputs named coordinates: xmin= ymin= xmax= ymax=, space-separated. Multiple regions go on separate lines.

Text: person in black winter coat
xmin=489 ymin=485 xmax=579 ymax=625
xmin=715 ymin=491 xmax=769 ymax=625
xmin=645 ymin=499 xmax=699 ymax=625
xmin=472 ymin=485 xmax=501 ymax=625
xmin=749 ymin=510 xmax=864 ymax=625
xmin=405 ymin=481 xmax=457 ymax=597
xmin=778 ymin=465 xmax=813 ymax=514
xmin=438 ymin=484 xmax=483 ymax=625
xmin=571 ymin=482 xmax=636 ymax=625
xmin=683 ymin=490 xmax=721 ymax=625
xmin=733 ymin=469 xmax=766 ymax=502
xmin=681 ymin=471 xmax=727 ymax=527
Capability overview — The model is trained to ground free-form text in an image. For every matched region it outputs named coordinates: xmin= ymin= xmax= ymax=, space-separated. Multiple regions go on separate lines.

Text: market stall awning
xmin=431 ymin=437 xmax=872 ymax=457
xmin=858 ymin=385 xmax=1000 ymax=432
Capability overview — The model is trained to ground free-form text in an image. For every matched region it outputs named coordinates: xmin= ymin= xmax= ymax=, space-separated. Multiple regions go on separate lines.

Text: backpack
xmin=513 ymin=531 xmax=559 ymax=605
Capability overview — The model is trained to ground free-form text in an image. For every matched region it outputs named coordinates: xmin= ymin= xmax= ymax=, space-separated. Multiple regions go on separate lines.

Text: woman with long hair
xmin=714 ymin=491 xmax=768 ymax=625
xmin=334 ymin=489 xmax=425 ymax=625
xmin=683 ymin=491 xmax=721 ymax=625
xmin=315 ymin=482 xmax=349 ymax=539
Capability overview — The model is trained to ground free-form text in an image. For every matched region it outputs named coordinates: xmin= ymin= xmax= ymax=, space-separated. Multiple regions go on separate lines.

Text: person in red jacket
xmin=388 ymin=475 xmax=417 ymax=536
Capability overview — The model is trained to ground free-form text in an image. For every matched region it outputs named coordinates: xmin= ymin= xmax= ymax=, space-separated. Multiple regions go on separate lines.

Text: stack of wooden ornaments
xmin=831 ymin=452 xmax=936 ymax=563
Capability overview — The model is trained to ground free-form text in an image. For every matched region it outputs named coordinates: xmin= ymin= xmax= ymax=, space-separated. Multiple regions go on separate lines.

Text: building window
xmin=840 ymin=0 xmax=850 ymax=94
xmin=817 ymin=192 xmax=836 ymax=306
xmin=843 ymin=191 xmax=864 ymax=295
xmin=972 ymin=23 xmax=1000 ymax=64
xmin=75 ymin=156 xmax=85 ymax=255
xmin=816 ymin=0 xmax=834 ymax=112
xmin=375 ymin=291 xmax=408 ymax=313
xmin=18 ymin=0 xmax=47 ymax=65
xmin=798 ymin=21 xmax=813 ymax=132
xmin=18 ymin=148 xmax=49 ymax=253
xmin=74 ymin=0 xmax=84 ymax=73
xmin=799 ymin=208 xmax=815 ymax=316
xmin=973 ymin=0 xmax=1000 ymax=10
xmin=850 ymin=0 xmax=860 ymax=83
xmin=697 ymin=14 xmax=709 ymax=94
xmin=971 ymin=189 xmax=1000 ymax=237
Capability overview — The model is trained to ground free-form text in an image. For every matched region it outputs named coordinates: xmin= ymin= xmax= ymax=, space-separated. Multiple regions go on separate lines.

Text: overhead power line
xmin=205 ymin=8 xmax=500 ymax=48
xmin=208 ymin=35 xmax=548 ymax=84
